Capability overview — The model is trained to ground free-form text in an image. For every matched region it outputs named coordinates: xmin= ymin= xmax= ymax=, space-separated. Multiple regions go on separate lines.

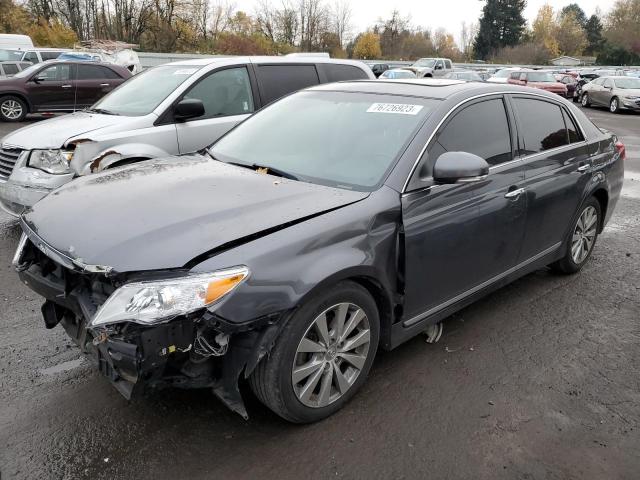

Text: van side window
xmin=24 ymin=51 xmax=39 ymax=63
xmin=3 ymin=63 xmax=18 ymax=75
xmin=256 ymin=64 xmax=319 ymax=105
xmin=183 ymin=67 xmax=254 ymax=120
xmin=512 ymin=98 xmax=569 ymax=154
xmin=322 ymin=64 xmax=369 ymax=82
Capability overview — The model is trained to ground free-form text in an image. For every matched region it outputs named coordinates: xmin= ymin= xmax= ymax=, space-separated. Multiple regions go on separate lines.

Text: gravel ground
xmin=0 ymin=106 xmax=639 ymax=480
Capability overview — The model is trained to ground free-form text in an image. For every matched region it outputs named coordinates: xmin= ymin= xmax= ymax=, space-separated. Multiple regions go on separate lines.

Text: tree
xmin=560 ymin=3 xmax=587 ymax=27
xmin=331 ymin=0 xmax=351 ymax=48
xmin=604 ymin=0 xmax=640 ymax=56
xmin=532 ymin=4 xmax=559 ymax=57
xmin=352 ymin=31 xmax=381 ymax=59
xmin=584 ymin=14 xmax=604 ymax=55
xmin=433 ymin=28 xmax=461 ymax=60
xmin=460 ymin=21 xmax=478 ymax=60
xmin=473 ymin=0 xmax=527 ymax=59
xmin=556 ymin=11 xmax=586 ymax=56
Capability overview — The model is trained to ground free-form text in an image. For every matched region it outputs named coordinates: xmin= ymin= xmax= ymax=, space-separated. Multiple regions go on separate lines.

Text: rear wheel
xmin=581 ymin=93 xmax=590 ymax=108
xmin=551 ymin=197 xmax=601 ymax=274
xmin=610 ymin=97 xmax=620 ymax=113
xmin=250 ymin=281 xmax=379 ymax=423
xmin=0 ymin=96 xmax=27 ymax=122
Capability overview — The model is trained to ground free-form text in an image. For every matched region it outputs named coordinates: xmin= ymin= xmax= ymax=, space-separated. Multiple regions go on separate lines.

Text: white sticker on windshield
xmin=367 ymin=103 xmax=423 ymax=115
xmin=173 ymin=69 xmax=198 ymax=75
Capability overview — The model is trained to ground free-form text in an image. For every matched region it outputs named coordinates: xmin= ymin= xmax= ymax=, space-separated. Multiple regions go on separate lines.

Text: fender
xmin=70 ymin=142 xmax=172 ymax=174
xmin=0 ymin=90 xmax=32 ymax=111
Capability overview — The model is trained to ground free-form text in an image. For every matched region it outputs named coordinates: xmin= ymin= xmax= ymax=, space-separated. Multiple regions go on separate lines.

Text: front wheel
xmin=551 ymin=197 xmax=601 ymax=274
xmin=581 ymin=93 xmax=590 ymax=108
xmin=610 ymin=97 xmax=620 ymax=113
xmin=0 ymin=96 xmax=27 ymax=122
xmin=250 ymin=281 xmax=380 ymax=423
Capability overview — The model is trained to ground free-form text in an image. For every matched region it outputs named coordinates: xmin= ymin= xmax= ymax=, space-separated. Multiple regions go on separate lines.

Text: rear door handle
xmin=577 ymin=164 xmax=590 ymax=173
xmin=504 ymin=187 xmax=525 ymax=199
xmin=61 ymin=84 xmax=72 ymax=89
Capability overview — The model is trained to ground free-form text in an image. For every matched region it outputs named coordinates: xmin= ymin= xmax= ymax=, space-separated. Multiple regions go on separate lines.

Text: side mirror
xmin=433 ymin=151 xmax=489 ymax=184
xmin=174 ymin=98 xmax=205 ymax=121
xmin=32 ymin=76 xmax=45 ymax=83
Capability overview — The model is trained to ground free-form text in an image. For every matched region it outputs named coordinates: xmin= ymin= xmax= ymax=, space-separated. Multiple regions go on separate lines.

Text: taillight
xmin=615 ymin=141 xmax=626 ymax=161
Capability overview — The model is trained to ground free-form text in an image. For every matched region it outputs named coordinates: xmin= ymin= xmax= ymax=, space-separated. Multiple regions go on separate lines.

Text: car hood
xmin=1 ymin=111 xmax=135 ymax=149
xmin=21 ymin=155 xmax=369 ymax=272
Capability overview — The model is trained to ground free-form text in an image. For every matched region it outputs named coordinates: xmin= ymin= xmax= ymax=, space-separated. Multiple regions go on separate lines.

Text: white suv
xmin=0 ymin=56 xmax=374 ymax=215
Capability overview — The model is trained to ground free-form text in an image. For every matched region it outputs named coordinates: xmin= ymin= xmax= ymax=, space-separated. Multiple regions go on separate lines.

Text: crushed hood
xmin=1 ymin=111 xmax=135 ymax=149
xmin=22 ymin=155 xmax=369 ymax=272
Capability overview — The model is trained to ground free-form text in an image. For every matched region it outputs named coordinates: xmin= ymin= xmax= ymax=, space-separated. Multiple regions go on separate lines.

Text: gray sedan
xmin=581 ymin=76 xmax=640 ymax=113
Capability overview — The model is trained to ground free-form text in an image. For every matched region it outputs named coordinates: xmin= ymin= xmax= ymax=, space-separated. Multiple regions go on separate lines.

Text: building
xmin=551 ymin=56 xmax=597 ymax=67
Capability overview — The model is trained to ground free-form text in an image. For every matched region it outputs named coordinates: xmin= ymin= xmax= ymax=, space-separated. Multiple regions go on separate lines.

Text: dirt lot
xmin=0 ymin=107 xmax=639 ymax=480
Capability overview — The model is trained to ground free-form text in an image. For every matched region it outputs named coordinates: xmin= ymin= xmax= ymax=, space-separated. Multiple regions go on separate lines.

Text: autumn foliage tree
xmin=352 ymin=31 xmax=381 ymax=59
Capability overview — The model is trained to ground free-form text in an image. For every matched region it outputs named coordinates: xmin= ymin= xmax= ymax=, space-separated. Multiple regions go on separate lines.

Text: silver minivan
xmin=0 ymin=56 xmax=374 ymax=215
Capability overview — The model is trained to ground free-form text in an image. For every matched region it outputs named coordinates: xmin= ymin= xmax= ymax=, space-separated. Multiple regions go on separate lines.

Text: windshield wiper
xmin=226 ymin=161 xmax=299 ymax=181
xmin=85 ymin=107 xmax=119 ymax=116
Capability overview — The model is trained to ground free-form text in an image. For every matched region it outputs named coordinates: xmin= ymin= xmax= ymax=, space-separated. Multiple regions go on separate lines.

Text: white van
xmin=0 ymin=34 xmax=34 ymax=50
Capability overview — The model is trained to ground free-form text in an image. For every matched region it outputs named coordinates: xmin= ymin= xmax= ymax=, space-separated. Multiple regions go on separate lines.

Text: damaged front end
xmin=14 ymin=231 xmax=289 ymax=419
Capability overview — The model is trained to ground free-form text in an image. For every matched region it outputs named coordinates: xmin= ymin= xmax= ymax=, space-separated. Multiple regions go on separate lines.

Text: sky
xmin=234 ymin=0 xmax=614 ymax=44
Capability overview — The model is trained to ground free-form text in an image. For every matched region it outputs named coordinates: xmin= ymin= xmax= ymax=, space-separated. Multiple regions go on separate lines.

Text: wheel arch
xmin=591 ymin=188 xmax=609 ymax=233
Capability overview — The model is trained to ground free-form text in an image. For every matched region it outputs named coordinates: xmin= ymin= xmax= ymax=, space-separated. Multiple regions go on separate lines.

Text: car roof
xmin=309 ymin=79 xmax=566 ymax=100
xmin=167 ymin=56 xmax=369 ymax=68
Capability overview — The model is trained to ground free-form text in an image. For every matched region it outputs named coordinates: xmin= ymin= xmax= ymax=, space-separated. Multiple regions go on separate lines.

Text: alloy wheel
xmin=571 ymin=206 xmax=598 ymax=264
xmin=292 ymin=302 xmax=371 ymax=408
xmin=1 ymin=100 xmax=23 ymax=120
xmin=610 ymin=98 xmax=618 ymax=113
xmin=581 ymin=94 xmax=589 ymax=107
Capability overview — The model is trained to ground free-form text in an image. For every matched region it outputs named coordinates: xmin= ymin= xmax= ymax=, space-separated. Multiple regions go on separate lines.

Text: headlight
xmin=91 ymin=266 xmax=249 ymax=327
xmin=29 ymin=149 xmax=73 ymax=174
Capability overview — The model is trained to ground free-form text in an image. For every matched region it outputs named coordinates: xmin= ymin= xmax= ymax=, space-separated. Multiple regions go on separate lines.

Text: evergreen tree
xmin=560 ymin=4 xmax=587 ymax=27
xmin=473 ymin=0 xmax=526 ymax=60
xmin=584 ymin=14 xmax=604 ymax=56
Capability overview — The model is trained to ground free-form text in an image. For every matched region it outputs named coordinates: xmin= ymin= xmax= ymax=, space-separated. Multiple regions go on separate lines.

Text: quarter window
xmin=512 ymin=98 xmax=569 ymax=154
xmin=183 ymin=67 xmax=254 ymax=120
xmin=562 ymin=109 xmax=583 ymax=144
xmin=435 ymin=98 xmax=512 ymax=166
xmin=256 ymin=64 xmax=319 ymax=105
xmin=322 ymin=64 xmax=369 ymax=82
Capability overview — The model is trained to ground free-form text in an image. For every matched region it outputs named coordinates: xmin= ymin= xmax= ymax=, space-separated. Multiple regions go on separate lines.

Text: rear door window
xmin=3 ymin=63 xmax=18 ymax=75
xmin=321 ymin=64 xmax=369 ymax=82
xmin=77 ymin=64 xmax=121 ymax=80
xmin=182 ymin=67 xmax=254 ymax=120
xmin=512 ymin=97 xmax=569 ymax=155
xmin=256 ymin=64 xmax=320 ymax=105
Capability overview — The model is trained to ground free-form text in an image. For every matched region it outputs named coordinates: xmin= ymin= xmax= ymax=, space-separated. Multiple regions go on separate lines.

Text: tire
xmin=610 ymin=97 xmax=620 ymax=114
xmin=581 ymin=93 xmax=590 ymax=108
xmin=0 ymin=96 xmax=27 ymax=122
xmin=551 ymin=197 xmax=601 ymax=274
xmin=250 ymin=281 xmax=380 ymax=423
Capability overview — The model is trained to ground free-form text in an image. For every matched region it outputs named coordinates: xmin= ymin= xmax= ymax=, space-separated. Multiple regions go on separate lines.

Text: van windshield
xmin=91 ymin=64 xmax=203 ymax=116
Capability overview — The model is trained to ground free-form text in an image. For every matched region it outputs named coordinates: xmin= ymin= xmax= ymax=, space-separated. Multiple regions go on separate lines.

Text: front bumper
xmin=0 ymin=163 xmax=74 ymax=216
xmin=621 ymin=99 xmax=640 ymax=111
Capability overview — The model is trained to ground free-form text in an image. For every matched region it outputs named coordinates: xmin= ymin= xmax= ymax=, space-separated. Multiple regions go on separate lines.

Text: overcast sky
xmin=234 ymin=0 xmax=613 ymax=43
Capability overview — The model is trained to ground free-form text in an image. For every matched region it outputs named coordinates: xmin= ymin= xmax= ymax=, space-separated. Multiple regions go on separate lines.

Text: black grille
xmin=0 ymin=147 xmax=23 ymax=180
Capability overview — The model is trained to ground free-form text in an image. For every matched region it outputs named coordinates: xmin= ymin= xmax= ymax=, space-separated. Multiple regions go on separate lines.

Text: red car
xmin=508 ymin=71 xmax=568 ymax=97
xmin=0 ymin=60 xmax=131 ymax=122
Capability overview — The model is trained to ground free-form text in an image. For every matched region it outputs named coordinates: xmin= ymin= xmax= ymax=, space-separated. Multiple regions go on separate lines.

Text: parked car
xmin=365 ymin=62 xmax=390 ymax=78
xmin=486 ymin=67 xmax=521 ymax=84
xmin=0 ymin=61 xmax=32 ymax=78
xmin=444 ymin=71 xmax=485 ymax=82
xmin=0 ymin=56 xmax=374 ymax=215
xmin=508 ymin=71 xmax=567 ymax=97
xmin=555 ymin=73 xmax=578 ymax=98
xmin=581 ymin=76 xmax=640 ymax=113
xmin=406 ymin=58 xmax=453 ymax=77
xmin=0 ymin=60 xmax=131 ymax=122
xmin=378 ymin=68 xmax=416 ymax=79
xmin=13 ymin=81 xmax=624 ymax=423
xmin=574 ymin=72 xmax=599 ymax=101
xmin=14 ymin=48 xmax=69 ymax=64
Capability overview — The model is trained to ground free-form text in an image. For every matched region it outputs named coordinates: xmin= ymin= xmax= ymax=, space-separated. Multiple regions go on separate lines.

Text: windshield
xmin=493 ymin=69 xmax=512 ymax=79
xmin=527 ymin=72 xmax=556 ymax=82
xmin=0 ymin=49 xmax=23 ymax=62
xmin=413 ymin=59 xmax=436 ymax=68
xmin=382 ymin=70 xmax=414 ymax=79
xmin=210 ymin=91 xmax=436 ymax=191
xmin=92 ymin=64 xmax=202 ymax=116
xmin=614 ymin=77 xmax=640 ymax=89
xmin=13 ymin=63 xmax=43 ymax=78
xmin=458 ymin=72 xmax=481 ymax=81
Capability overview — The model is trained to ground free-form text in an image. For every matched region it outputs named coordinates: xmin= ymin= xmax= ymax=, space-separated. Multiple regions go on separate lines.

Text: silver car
xmin=0 ymin=56 xmax=373 ymax=215
xmin=581 ymin=76 xmax=640 ymax=113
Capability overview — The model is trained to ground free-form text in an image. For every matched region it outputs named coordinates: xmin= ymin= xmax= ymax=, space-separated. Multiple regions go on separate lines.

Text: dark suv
xmin=0 ymin=60 xmax=131 ymax=121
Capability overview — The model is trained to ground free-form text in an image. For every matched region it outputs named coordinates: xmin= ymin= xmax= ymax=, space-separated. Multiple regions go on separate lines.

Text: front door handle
xmin=61 ymin=84 xmax=72 ymax=89
xmin=577 ymin=164 xmax=590 ymax=173
xmin=505 ymin=187 xmax=525 ymax=199
xmin=100 ymin=83 xmax=110 ymax=87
